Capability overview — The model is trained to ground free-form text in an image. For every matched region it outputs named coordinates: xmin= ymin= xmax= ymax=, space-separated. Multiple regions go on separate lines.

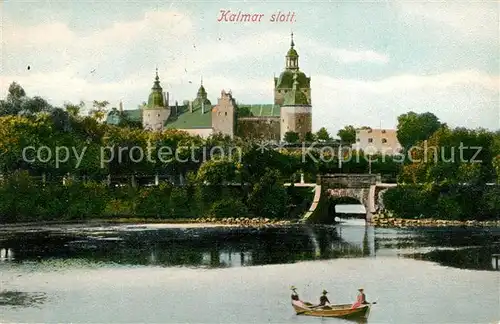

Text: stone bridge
xmin=298 ymin=174 xmax=397 ymax=224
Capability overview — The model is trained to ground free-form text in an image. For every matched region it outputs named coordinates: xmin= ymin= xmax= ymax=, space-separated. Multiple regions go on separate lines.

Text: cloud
xmin=312 ymin=70 xmax=500 ymax=134
xmin=303 ymin=42 xmax=389 ymax=64
xmin=315 ymin=70 xmax=499 ymax=94
xmin=2 ymin=10 xmax=192 ymax=47
xmin=396 ymin=1 xmax=499 ymax=41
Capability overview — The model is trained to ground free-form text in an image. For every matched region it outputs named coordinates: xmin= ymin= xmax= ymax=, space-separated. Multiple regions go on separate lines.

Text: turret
xmin=142 ymin=68 xmax=170 ymax=131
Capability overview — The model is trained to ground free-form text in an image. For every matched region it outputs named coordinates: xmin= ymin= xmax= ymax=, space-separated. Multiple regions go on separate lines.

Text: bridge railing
xmin=318 ymin=173 xmax=381 ymax=188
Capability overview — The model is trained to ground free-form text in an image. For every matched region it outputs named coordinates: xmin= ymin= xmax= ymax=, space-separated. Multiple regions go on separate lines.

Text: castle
xmin=105 ymin=33 xmax=312 ymax=142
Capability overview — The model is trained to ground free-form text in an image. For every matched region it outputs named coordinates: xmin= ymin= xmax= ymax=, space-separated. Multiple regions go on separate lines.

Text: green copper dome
xmin=192 ymin=97 xmax=211 ymax=112
xmin=283 ymin=74 xmax=309 ymax=106
xmin=284 ymin=88 xmax=309 ymax=106
xmin=287 ymin=47 xmax=298 ymax=58
xmin=197 ymin=85 xmax=207 ymax=97
xmin=275 ymin=70 xmax=310 ymax=89
xmin=145 ymin=70 xmax=164 ymax=110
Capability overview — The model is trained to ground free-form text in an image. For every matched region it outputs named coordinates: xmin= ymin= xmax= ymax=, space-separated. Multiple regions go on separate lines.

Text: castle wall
xmin=143 ymin=108 xmax=171 ymax=131
xmin=236 ymin=117 xmax=280 ymax=142
xmin=212 ymin=92 xmax=236 ymax=138
xmin=280 ymin=106 xmax=312 ymax=141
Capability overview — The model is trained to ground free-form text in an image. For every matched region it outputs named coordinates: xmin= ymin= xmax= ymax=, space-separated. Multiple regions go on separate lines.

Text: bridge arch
xmin=327 ymin=196 xmax=366 ymax=221
xmin=301 ymin=174 xmax=381 ymax=224
xmin=327 ymin=188 xmax=370 ymax=220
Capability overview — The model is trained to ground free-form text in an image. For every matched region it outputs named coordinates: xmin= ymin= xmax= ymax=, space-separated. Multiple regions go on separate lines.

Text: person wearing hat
xmin=313 ymin=289 xmax=331 ymax=308
xmin=290 ymin=286 xmax=300 ymax=301
xmin=352 ymin=288 xmax=369 ymax=309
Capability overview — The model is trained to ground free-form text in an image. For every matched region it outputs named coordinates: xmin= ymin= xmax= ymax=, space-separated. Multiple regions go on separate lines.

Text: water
xmin=1 ymin=221 xmax=499 ymax=323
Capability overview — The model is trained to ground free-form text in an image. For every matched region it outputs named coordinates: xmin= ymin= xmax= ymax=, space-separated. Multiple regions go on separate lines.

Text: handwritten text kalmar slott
xmin=217 ymin=10 xmax=296 ymax=23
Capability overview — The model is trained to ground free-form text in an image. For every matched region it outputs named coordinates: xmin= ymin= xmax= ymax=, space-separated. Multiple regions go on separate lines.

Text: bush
xmin=209 ymin=198 xmax=249 ymax=218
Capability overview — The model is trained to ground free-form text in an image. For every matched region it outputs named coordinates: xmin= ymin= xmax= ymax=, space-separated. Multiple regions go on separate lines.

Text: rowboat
xmin=291 ymin=300 xmax=371 ymax=319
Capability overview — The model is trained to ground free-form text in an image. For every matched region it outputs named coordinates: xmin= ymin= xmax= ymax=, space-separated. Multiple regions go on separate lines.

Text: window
xmin=218 ymin=112 xmax=221 ymax=116
xmin=157 ymin=114 xmax=161 ymax=117
xmin=368 ymin=138 xmax=373 ymax=143
xmin=382 ymin=138 xmax=387 ymax=143
xmin=148 ymin=113 xmax=150 ymax=117
xmin=356 ymin=138 xmax=360 ymax=142
xmin=225 ymin=112 xmax=227 ymax=116
xmin=381 ymin=129 xmax=386 ymax=134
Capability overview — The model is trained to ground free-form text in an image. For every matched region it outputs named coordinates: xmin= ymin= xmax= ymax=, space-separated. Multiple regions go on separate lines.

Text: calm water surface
xmin=0 ymin=220 xmax=499 ymax=323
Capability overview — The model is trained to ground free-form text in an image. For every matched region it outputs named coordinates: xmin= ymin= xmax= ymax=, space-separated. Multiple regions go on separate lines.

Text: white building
xmin=352 ymin=128 xmax=402 ymax=155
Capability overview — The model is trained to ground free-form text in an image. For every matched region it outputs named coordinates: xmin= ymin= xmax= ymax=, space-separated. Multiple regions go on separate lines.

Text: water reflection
xmin=374 ymin=225 xmax=500 ymax=271
xmin=0 ymin=225 xmax=368 ymax=269
xmin=0 ymin=223 xmax=499 ymax=271
xmin=0 ymin=291 xmax=47 ymax=308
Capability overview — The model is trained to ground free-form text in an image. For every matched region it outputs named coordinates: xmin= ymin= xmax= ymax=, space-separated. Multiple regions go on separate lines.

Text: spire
xmin=197 ymin=76 xmax=207 ymax=99
xmin=286 ymin=33 xmax=299 ymax=70
xmin=147 ymin=68 xmax=164 ymax=108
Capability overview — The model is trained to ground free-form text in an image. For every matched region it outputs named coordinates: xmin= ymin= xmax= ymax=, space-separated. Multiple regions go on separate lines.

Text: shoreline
xmin=0 ymin=217 xmax=295 ymax=231
xmin=1 ymin=216 xmax=499 ymax=230
xmin=370 ymin=214 xmax=500 ymax=228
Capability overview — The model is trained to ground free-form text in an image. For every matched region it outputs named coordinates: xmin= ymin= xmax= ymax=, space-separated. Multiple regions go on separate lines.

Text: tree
xmin=236 ymin=106 xmax=253 ymax=117
xmin=50 ymin=108 xmax=72 ymax=132
xmin=397 ymin=112 xmax=442 ymax=150
xmin=7 ymin=82 xmax=26 ymax=103
xmin=284 ymin=131 xmax=300 ymax=143
xmin=337 ymin=125 xmax=356 ymax=144
xmin=304 ymin=131 xmax=315 ymax=142
xmin=89 ymin=100 xmax=109 ymax=122
xmin=315 ymin=127 xmax=331 ymax=142
xmin=196 ymin=159 xmax=237 ymax=184
xmin=19 ymin=96 xmax=52 ymax=116
xmin=247 ymin=168 xmax=287 ymax=218
xmin=0 ymin=82 xmax=27 ymax=116
xmin=64 ymin=101 xmax=85 ymax=117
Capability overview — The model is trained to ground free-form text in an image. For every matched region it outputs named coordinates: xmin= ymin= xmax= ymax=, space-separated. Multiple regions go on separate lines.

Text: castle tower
xmin=280 ymin=72 xmax=312 ymax=142
xmin=274 ymin=33 xmax=311 ymax=106
xmin=192 ymin=76 xmax=210 ymax=114
xmin=212 ymin=89 xmax=236 ymax=138
xmin=142 ymin=68 xmax=171 ymax=131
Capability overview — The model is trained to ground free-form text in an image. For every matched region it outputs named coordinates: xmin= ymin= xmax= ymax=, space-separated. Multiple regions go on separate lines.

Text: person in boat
xmin=313 ymin=290 xmax=330 ymax=308
xmin=352 ymin=288 xmax=369 ymax=308
xmin=290 ymin=286 xmax=300 ymax=301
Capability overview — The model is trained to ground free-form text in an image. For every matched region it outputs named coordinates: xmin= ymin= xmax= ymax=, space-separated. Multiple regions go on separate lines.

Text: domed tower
xmin=191 ymin=77 xmax=212 ymax=113
xmin=274 ymin=33 xmax=311 ymax=106
xmin=280 ymin=72 xmax=312 ymax=141
xmin=142 ymin=68 xmax=171 ymax=131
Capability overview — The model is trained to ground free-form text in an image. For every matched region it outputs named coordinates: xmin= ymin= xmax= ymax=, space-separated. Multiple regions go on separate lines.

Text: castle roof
xmin=283 ymin=73 xmax=310 ymax=106
xmin=145 ymin=69 xmax=165 ymax=110
xmin=164 ymin=105 xmax=212 ymax=129
xmin=237 ymin=104 xmax=280 ymax=117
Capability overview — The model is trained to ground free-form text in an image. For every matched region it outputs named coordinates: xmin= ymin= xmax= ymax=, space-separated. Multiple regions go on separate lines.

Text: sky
xmin=1 ymin=0 xmax=499 ymax=134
